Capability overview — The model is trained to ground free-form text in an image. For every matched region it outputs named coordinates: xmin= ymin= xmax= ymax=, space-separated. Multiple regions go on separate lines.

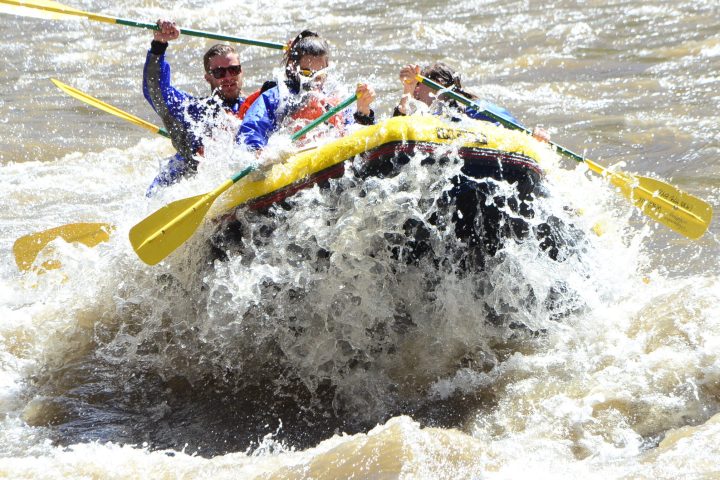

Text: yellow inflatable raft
xmin=212 ymin=115 xmax=548 ymax=215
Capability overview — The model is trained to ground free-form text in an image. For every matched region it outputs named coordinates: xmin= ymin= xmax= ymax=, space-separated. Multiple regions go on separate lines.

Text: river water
xmin=1 ymin=0 xmax=719 ymax=478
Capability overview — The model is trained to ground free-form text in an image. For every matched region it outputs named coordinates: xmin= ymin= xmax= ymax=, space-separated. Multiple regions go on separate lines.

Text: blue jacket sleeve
xmin=236 ymin=87 xmax=279 ymax=150
xmin=143 ymin=48 xmax=191 ymax=122
xmin=466 ymin=100 xmax=523 ymax=128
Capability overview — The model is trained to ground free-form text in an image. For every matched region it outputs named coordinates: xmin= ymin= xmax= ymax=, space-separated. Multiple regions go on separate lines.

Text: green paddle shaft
xmin=130 ymin=92 xmax=361 ymax=265
xmin=122 ymin=19 xmax=285 ymax=50
xmin=417 ymin=75 xmax=585 ymax=162
xmin=0 ymin=0 xmax=285 ymax=49
xmin=229 ymin=93 xmax=358 ymax=183
xmin=290 ymin=94 xmax=358 ymax=142
xmin=416 ymin=74 xmax=712 ymax=238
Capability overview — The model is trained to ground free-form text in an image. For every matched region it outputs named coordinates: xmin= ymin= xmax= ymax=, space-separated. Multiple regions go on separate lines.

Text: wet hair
xmin=421 ymin=62 xmax=477 ymax=101
xmin=284 ymin=30 xmax=330 ymax=85
xmin=203 ymin=44 xmax=239 ymax=72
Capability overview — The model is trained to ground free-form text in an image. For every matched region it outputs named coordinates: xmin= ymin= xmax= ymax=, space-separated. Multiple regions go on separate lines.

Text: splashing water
xmin=1 ymin=0 xmax=719 ymax=478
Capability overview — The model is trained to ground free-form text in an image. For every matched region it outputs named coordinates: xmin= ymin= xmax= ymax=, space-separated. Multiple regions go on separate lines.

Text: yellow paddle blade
xmin=129 ymin=180 xmax=235 ymax=265
xmin=129 ymin=93 xmax=356 ymax=266
xmin=0 ymin=0 xmax=88 ymax=20
xmin=585 ymin=159 xmax=713 ymax=240
xmin=631 ymin=176 xmax=712 ymax=240
xmin=13 ymin=222 xmax=114 ymax=271
xmin=51 ymin=78 xmax=163 ymax=135
xmin=415 ymin=74 xmax=714 ymax=241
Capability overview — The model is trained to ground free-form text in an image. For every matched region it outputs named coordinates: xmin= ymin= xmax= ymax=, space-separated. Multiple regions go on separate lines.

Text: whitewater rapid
xmin=2 ymin=0 xmax=719 ymax=478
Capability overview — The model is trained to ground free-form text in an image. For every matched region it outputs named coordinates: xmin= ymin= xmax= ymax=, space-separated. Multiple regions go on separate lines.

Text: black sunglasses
xmin=208 ymin=65 xmax=242 ymax=79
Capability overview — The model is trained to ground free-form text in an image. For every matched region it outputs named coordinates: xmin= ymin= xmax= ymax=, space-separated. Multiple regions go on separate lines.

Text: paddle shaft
xmin=416 ymin=74 xmax=710 ymax=225
xmin=233 ymin=93 xmax=358 ymax=182
xmin=125 ymin=20 xmax=284 ymax=50
xmin=153 ymin=90 xmax=357 ymax=219
xmin=130 ymin=92 xmax=361 ymax=264
xmin=2 ymin=0 xmax=285 ymax=49
xmin=417 ymin=75 xmax=585 ymax=162
xmin=290 ymin=94 xmax=358 ymax=142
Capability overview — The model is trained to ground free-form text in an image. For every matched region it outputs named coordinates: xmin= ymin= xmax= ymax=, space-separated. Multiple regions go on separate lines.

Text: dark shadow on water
xmin=31 ymin=356 xmax=493 ymax=457
xmin=31 ymin=362 xmax=496 ymax=457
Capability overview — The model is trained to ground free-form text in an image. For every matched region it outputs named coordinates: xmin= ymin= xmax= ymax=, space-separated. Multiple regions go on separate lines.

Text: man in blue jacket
xmin=143 ymin=19 xmax=247 ymax=195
